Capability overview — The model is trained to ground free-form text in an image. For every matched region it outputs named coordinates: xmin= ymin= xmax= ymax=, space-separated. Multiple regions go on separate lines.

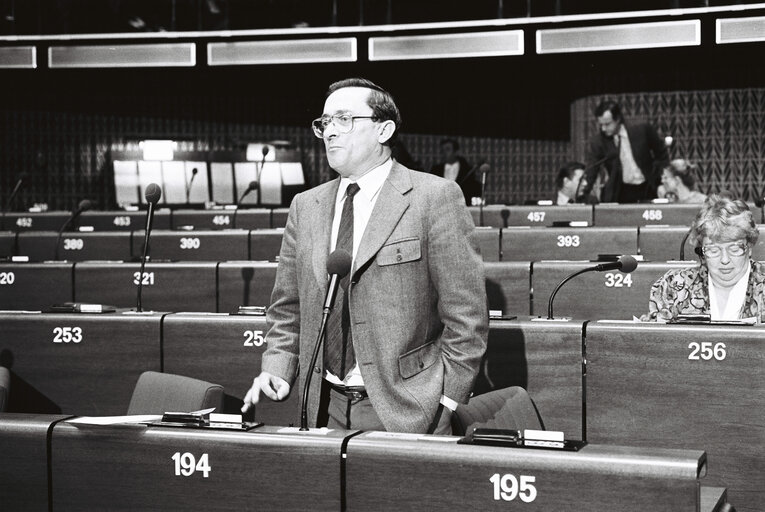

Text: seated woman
xmin=658 ymin=159 xmax=707 ymax=204
xmin=642 ymin=194 xmax=765 ymax=322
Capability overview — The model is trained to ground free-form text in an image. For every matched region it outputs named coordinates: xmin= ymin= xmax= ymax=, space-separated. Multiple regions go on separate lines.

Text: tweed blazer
xmin=260 ymin=161 xmax=489 ymax=433
xmin=641 ymin=260 xmax=765 ymax=323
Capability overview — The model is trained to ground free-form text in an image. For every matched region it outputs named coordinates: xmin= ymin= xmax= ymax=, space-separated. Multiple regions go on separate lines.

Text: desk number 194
xmin=490 ymin=473 xmax=537 ymax=502
xmin=172 ymin=452 xmax=211 ymax=478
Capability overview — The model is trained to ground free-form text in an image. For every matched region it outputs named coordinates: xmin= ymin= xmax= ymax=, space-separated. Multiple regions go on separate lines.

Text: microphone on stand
xmin=3 ymin=172 xmax=27 ymax=215
xmin=185 ymin=167 xmax=198 ymax=204
xmin=478 ymin=163 xmax=490 ymax=227
xmin=255 ymin=145 xmax=270 ymax=207
xmin=547 ymin=255 xmax=638 ymax=319
xmin=54 ymin=199 xmax=92 ymax=260
xmin=232 ymin=180 xmax=259 ymax=228
xmin=300 ymin=249 xmax=352 ymax=431
xmin=679 ymin=227 xmax=693 ymax=260
xmin=136 ymin=183 xmax=162 ymax=313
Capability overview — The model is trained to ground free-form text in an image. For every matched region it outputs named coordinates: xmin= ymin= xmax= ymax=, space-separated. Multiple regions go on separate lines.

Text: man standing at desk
xmin=242 ymin=78 xmax=488 ymax=434
xmin=582 ymin=100 xmax=669 ymax=203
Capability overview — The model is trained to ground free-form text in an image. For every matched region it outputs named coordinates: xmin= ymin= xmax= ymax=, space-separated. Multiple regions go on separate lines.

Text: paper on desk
xmin=67 ymin=415 xmax=162 ymax=425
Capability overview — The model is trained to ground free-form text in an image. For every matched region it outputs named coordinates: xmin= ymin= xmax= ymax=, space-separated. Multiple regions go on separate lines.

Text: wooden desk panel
xmin=0 ymin=413 xmax=71 ymax=511
xmin=587 ymin=322 xmax=765 ymax=512
xmin=172 ymin=209 xmax=270 ymax=231
xmin=470 ymin=204 xmax=593 ymax=228
xmin=346 ymin=433 xmax=706 ymax=511
xmin=484 ymin=261 xmax=531 ymax=316
xmin=248 ymin=228 xmax=285 ymax=262
xmin=78 ymin=210 xmax=171 ymax=232
xmin=0 ymin=262 xmax=74 ymax=310
xmin=477 ymin=318 xmax=584 ymax=439
xmin=475 ymin=227 xmax=500 ymax=261
xmin=162 ymin=313 xmax=300 ymax=426
xmin=531 ymin=261 xmax=694 ymax=319
xmin=138 ymin=229 xmax=250 ymax=261
xmin=0 ymin=230 xmax=15 ymax=257
xmin=74 ymin=261 xmax=217 ymax=312
xmin=2 ymin=211 xmax=70 ymax=232
xmin=594 ymin=203 xmax=703 ymax=227
xmin=502 ymin=227 xmax=637 ymax=261
xmin=638 ymin=225 xmax=696 ymax=261
xmin=51 ymin=423 xmax=348 ymax=511
xmin=17 ymin=231 xmax=132 ymax=262
xmin=0 ymin=312 xmax=161 ymax=415
xmin=217 ymin=261 xmax=277 ymax=312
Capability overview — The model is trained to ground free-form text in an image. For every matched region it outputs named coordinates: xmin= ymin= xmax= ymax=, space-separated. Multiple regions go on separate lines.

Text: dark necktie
xmin=324 ymin=183 xmax=360 ymax=379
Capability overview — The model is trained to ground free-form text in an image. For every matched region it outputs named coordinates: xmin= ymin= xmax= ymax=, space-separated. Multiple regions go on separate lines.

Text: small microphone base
xmin=532 ymin=316 xmax=573 ymax=322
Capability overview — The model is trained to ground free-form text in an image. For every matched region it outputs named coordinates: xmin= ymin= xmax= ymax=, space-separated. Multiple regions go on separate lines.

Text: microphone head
xmin=755 ymin=197 xmax=765 ymax=208
xmin=327 ymin=249 xmax=352 ymax=278
xmin=262 ymin=145 xmax=270 ymax=157
xmin=618 ymin=255 xmax=638 ymax=273
xmin=191 ymin=168 xmax=198 ymax=176
xmin=77 ymin=199 xmax=93 ymax=212
xmin=247 ymin=180 xmax=258 ymax=191
xmin=145 ymin=183 xmax=162 ymax=205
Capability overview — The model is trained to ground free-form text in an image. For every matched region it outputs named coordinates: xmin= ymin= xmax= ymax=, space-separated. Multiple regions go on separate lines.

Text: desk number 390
xmin=490 ymin=473 xmax=537 ymax=502
xmin=172 ymin=452 xmax=211 ymax=478
xmin=688 ymin=342 xmax=726 ymax=361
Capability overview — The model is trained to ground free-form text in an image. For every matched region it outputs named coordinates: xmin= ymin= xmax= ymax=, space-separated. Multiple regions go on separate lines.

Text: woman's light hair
xmin=690 ymin=194 xmax=759 ymax=250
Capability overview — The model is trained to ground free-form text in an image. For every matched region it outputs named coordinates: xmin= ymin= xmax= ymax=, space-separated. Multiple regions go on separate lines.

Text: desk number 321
xmin=172 ymin=452 xmax=211 ymax=478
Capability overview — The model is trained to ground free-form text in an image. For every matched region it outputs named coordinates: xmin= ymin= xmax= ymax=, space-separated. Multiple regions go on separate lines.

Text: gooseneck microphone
xmin=136 ymin=183 xmax=162 ymax=312
xmin=185 ymin=167 xmax=198 ymax=204
xmin=232 ymin=180 xmax=259 ymax=228
xmin=679 ymin=227 xmax=693 ymax=260
xmin=3 ymin=172 xmax=27 ymax=215
xmin=300 ymin=249 xmax=352 ymax=431
xmin=255 ymin=145 xmax=270 ymax=206
xmin=478 ymin=163 xmax=490 ymax=227
xmin=547 ymin=255 xmax=638 ymax=319
xmin=54 ymin=199 xmax=92 ymax=260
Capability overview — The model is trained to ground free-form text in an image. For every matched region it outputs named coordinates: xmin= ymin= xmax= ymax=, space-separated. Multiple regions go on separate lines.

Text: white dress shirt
xmin=709 ymin=263 xmax=751 ymax=321
xmin=617 ymin=125 xmax=645 ymax=185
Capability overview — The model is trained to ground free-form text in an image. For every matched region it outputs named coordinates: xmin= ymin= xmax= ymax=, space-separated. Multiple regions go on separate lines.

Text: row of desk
xmin=0 ymin=415 xmax=726 ymax=511
xmin=0 ymin=312 xmax=761 ymax=510
xmin=5 ymin=225 xmax=765 ymax=262
xmin=0 ymin=259 xmax=694 ymax=318
xmin=3 ymin=202 xmax=762 ymax=232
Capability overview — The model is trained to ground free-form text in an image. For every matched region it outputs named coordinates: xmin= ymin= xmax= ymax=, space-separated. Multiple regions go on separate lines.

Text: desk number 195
xmin=490 ymin=473 xmax=537 ymax=502
xmin=172 ymin=452 xmax=211 ymax=478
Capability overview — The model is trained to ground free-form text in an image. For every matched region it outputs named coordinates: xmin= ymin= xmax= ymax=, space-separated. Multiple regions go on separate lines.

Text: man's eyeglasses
xmin=701 ymin=242 xmax=748 ymax=258
xmin=311 ymin=114 xmax=377 ymax=138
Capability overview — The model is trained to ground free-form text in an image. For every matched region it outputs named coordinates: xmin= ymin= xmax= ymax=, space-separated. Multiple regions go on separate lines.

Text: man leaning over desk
xmin=243 ymin=78 xmax=488 ymax=434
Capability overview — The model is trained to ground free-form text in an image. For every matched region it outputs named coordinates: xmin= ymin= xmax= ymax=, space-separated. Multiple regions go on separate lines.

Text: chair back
xmin=127 ymin=371 xmax=224 ymax=415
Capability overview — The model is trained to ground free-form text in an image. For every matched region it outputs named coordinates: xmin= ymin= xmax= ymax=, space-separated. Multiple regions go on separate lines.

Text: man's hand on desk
xmin=241 ymin=372 xmax=291 ymax=413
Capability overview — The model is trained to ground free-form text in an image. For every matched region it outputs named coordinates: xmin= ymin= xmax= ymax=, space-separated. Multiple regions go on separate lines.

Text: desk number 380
xmin=490 ymin=473 xmax=537 ymax=502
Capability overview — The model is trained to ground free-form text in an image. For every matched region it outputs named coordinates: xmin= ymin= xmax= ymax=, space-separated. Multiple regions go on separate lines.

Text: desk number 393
xmin=490 ymin=473 xmax=537 ymax=502
xmin=172 ymin=452 xmax=211 ymax=478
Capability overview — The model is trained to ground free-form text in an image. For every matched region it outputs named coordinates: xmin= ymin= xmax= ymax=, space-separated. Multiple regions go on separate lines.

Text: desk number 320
xmin=172 ymin=452 xmax=211 ymax=478
xmin=490 ymin=473 xmax=537 ymax=502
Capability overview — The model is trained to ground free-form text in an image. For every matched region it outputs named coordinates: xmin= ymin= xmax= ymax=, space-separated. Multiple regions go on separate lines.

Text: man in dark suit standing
xmin=242 ymin=78 xmax=488 ymax=434
xmin=582 ymin=100 xmax=669 ymax=203
xmin=430 ymin=138 xmax=481 ymax=205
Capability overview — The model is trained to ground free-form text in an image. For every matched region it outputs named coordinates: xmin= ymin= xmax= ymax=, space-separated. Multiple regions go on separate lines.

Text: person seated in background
xmin=657 ymin=159 xmax=707 ymax=204
xmin=430 ymin=138 xmax=480 ymax=205
xmin=641 ymin=194 xmax=765 ymax=322
xmin=555 ymin=161 xmax=591 ymax=205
